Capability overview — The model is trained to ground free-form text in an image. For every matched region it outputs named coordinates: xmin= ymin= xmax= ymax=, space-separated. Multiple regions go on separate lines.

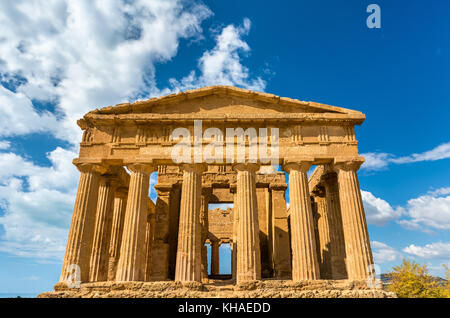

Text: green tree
xmin=386 ymin=259 xmax=446 ymax=298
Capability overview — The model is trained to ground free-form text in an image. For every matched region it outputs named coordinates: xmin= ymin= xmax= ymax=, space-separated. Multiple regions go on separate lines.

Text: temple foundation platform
xmin=39 ymin=280 xmax=395 ymax=298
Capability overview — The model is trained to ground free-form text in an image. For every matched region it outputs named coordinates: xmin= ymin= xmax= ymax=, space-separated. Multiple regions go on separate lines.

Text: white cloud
xmin=403 ymin=242 xmax=450 ymax=259
xmin=360 ymin=152 xmax=391 ymax=171
xmin=0 ymin=2 xmax=269 ymax=261
xmin=362 ymin=190 xmax=403 ymax=226
xmin=0 ymin=85 xmax=59 ymax=137
xmin=0 ymin=0 xmax=213 ymax=143
xmin=361 ymin=187 xmax=450 ymax=232
xmin=0 ymin=147 xmax=78 ymax=259
xmin=0 ymin=140 xmax=10 ymax=150
xmin=392 ymin=142 xmax=450 ymax=163
xmin=168 ymin=18 xmax=266 ymax=92
xmin=371 ymin=241 xmax=401 ymax=264
xmin=361 ymin=142 xmax=450 ymax=171
xmin=397 ymin=190 xmax=450 ymax=232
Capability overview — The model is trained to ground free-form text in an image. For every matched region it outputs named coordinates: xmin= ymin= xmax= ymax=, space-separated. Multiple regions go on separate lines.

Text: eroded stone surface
xmin=39 ymin=280 xmax=395 ymax=298
xmin=47 ymin=86 xmax=384 ymax=298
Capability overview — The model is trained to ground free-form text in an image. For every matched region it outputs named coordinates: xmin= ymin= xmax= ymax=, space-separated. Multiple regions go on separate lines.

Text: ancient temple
xmin=41 ymin=86 xmax=391 ymax=298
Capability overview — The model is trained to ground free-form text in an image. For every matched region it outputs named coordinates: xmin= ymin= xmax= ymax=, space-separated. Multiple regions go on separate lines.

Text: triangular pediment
xmin=89 ymin=86 xmax=364 ymax=117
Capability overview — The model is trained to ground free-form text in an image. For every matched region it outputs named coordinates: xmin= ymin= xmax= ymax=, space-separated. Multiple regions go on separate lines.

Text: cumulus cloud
xmin=371 ymin=241 xmax=401 ymax=264
xmin=397 ymin=189 xmax=450 ymax=232
xmin=361 ymin=186 xmax=450 ymax=232
xmin=361 ymin=142 xmax=450 ymax=171
xmin=0 ymin=1 xmax=268 ymax=260
xmin=403 ymin=242 xmax=450 ymax=259
xmin=361 ymin=190 xmax=403 ymax=226
xmin=0 ymin=0 xmax=213 ymax=143
xmin=167 ymin=18 xmax=266 ymax=92
xmin=0 ymin=140 xmax=10 ymax=150
xmin=0 ymin=85 xmax=59 ymax=137
xmin=0 ymin=147 xmax=78 ymax=259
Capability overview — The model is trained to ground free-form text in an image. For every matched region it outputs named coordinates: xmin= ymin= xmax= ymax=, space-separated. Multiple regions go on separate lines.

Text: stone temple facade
xmin=40 ymin=86 xmax=394 ymax=298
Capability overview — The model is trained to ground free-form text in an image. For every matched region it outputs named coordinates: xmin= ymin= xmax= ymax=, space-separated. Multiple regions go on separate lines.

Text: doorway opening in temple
xmin=207 ymin=202 xmax=234 ymax=280
xmin=219 ymin=243 xmax=232 ymax=277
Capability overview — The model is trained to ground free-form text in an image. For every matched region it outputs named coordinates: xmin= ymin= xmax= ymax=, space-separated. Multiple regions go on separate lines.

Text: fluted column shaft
xmin=211 ymin=241 xmax=220 ymax=275
xmin=284 ymin=162 xmax=320 ymax=281
xmin=234 ymin=163 xmax=261 ymax=283
xmin=175 ymin=164 xmax=205 ymax=282
xmin=60 ymin=163 xmax=105 ymax=283
xmin=115 ymin=164 xmax=153 ymax=281
xmin=107 ymin=190 xmax=127 ymax=281
xmin=145 ymin=213 xmax=154 ymax=281
xmin=200 ymin=187 xmax=211 ymax=281
xmin=231 ymin=189 xmax=238 ymax=281
xmin=323 ymin=172 xmax=347 ymax=279
xmin=89 ymin=177 xmax=116 ymax=282
xmin=335 ymin=161 xmax=373 ymax=280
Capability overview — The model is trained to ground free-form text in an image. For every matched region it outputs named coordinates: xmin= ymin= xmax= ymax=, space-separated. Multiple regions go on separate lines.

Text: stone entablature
xmin=51 ymin=86 xmax=376 ymax=297
xmin=77 ymin=86 xmax=363 ymax=166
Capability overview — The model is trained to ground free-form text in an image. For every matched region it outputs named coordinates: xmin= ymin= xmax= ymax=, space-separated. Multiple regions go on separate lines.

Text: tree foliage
xmin=386 ymin=259 xmax=449 ymax=298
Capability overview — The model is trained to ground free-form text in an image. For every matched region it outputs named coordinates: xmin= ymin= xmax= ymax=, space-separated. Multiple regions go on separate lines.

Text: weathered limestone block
xmin=322 ymin=172 xmax=347 ymax=279
xmin=108 ymin=188 xmax=127 ymax=281
xmin=200 ymin=186 xmax=211 ymax=280
xmin=149 ymin=242 xmax=169 ymax=280
xmin=269 ymin=183 xmax=291 ymax=279
xmin=145 ymin=213 xmax=154 ymax=281
xmin=313 ymin=187 xmax=332 ymax=279
xmin=211 ymin=240 xmax=220 ymax=275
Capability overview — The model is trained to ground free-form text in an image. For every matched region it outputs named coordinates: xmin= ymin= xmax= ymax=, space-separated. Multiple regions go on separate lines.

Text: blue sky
xmin=0 ymin=0 xmax=449 ymax=295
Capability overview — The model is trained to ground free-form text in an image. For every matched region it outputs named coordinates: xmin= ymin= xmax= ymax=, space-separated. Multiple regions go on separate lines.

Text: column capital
xmin=126 ymin=163 xmax=155 ymax=175
xmin=333 ymin=157 xmax=365 ymax=172
xmin=232 ymin=162 xmax=260 ymax=173
xmin=283 ymin=161 xmax=313 ymax=173
xmin=75 ymin=162 xmax=108 ymax=174
xmin=180 ymin=163 xmax=207 ymax=174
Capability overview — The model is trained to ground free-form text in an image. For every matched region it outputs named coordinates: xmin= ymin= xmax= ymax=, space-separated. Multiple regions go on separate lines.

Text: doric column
xmin=145 ymin=212 xmax=154 ymax=281
xmin=234 ymin=163 xmax=261 ymax=283
xmin=107 ymin=188 xmax=128 ymax=281
xmin=269 ymin=182 xmax=292 ymax=279
xmin=322 ymin=172 xmax=347 ymax=279
xmin=200 ymin=186 xmax=211 ymax=281
xmin=175 ymin=164 xmax=206 ymax=282
xmin=312 ymin=186 xmax=332 ymax=279
xmin=60 ymin=163 xmax=106 ymax=283
xmin=231 ymin=185 xmax=238 ymax=281
xmin=115 ymin=163 xmax=154 ymax=281
xmin=151 ymin=183 xmax=172 ymax=280
xmin=334 ymin=159 xmax=373 ymax=280
xmin=89 ymin=176 xmax=118 ymax=282
xmin=211 ymin=240 xmax=220 ymax=275
xmin=283 ymin=162 xmax=320 ymax=281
